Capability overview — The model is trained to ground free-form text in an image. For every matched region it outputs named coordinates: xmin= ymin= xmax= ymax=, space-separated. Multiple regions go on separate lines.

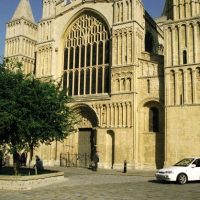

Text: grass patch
xmin=0 ymin=167 xmax=58 ymax=176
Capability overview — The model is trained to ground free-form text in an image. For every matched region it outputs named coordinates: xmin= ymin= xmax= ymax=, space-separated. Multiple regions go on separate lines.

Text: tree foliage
xmin=0 ymin=59 xmax=75 ymax=173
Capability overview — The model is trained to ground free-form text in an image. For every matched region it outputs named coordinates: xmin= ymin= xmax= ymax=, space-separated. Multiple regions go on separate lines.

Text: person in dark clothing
xmin=33 ymin=155 xmax=44 ymax=171
xmin=20 ymin=152 xmax=27 ymax=166
xmin=92 ymin=151 xmax=99 ymax=171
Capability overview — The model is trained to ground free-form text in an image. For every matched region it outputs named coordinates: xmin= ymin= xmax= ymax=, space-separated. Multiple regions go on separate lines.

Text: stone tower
xmin=162 ymin=0 xmax=200 ymax=165
xmin=163 ymin=0 xmax=200 ymax=20
xmin=4 ymin=0 xmax=37 ymax=74
xmin=36 ymin=0 xmax=57 ymax=78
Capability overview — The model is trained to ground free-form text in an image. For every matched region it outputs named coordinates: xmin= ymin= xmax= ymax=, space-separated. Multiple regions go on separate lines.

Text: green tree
xmin=0 ymin=59 xmax=75 ymax=175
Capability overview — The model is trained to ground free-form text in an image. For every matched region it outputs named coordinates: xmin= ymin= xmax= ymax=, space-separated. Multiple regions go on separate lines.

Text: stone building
xmin=4 ymin=0 xmax=200 ymax=169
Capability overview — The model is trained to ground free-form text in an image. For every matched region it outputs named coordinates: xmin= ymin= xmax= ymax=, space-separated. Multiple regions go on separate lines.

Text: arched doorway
xmin=106 ymin=130 xmax=115 ymax=168
xmin=72 ymin=104 xmax=99 ymax=167
xmin=139 ymin=100 xmax=164 ymax=169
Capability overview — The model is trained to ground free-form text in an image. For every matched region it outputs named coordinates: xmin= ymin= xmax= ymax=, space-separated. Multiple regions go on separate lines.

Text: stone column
xmin=113 ymin=33 xmax=117 ymax=65
xmin=109 ymin=103 xmax=113 ymax=127
xmin=172 ymin=27 xmax=176 ymax=66
xmin=78 ymin=71 xmax=81 ymax=96
xmin=127 ymin=30 xmax=131 ymax=64
xmin=129 ymin=102 xmax=132 ymax=127
xmin=175 ymin=71 xmax=179 ymax=105
xmin=183 ymin=70 xmax=187 ymax=104
xmin=72 ymin=71 xmax=75 ymax=96
xmin=185 ymin=1 xmax=190 ymax=18
xmin=123 ymin=0 xmax=126 ymax=21
xmin=191 ymin=0 xmax=196 ymax=17
xmin=194 ymin=23 xmax=198 ymax=63
xmin=178 ymin=0 xmax=182 ymax=19
xmin=122 ymin=102 xmax=126 ymax=127
xmin=89 ymin=67 xmax=92 ymax=95
xmin=192 ymin=69 xmax=197 ymax=103
xmin=122 ymin=30 xmax=125 ymax=64
xmin=114 ymin=103 xmax=117 ymax=128
xmin=165 ymin=72 xmax=170 ymax=106
xmin=105 ymin=104 xmax=109 ymax=127
xmin=118 ymin=32 xmax=121 ymax=65
xmin=96 ymin=67 xmax=98 ymax=94
xmin=96 ymin=104 xmax=99 ymax=124
xmin=114 ymin=1 xmax=118 ymax=23
xmin=102 ymin=66 xmax=105 ymax=93
xmin=186 ymin=24 xmax=190 ymax=63
xmin=178 ymin=25 xmax=182 ymax=65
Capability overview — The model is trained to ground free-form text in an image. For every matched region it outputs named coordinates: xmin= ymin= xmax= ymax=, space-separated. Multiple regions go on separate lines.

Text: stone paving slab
xmin=46 ymin=166 xmax=155 ymax=178
xmin=0 ymin=167 xmax=199 ymax=200
xmin=0 ymin=173 xmax=200 ymax=200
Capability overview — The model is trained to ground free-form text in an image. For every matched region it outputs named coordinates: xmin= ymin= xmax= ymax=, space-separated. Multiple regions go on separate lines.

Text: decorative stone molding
xmin=91 ymin=101 xmax=132 ymax=128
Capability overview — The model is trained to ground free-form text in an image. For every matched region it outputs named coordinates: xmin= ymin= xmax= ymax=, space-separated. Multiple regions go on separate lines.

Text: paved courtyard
xmin=0 ymin=167 xmax=200 ymax=200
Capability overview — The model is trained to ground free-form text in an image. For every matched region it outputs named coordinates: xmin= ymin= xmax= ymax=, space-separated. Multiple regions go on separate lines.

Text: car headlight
xmin=165 ymin=171 xmax=174 ymax=174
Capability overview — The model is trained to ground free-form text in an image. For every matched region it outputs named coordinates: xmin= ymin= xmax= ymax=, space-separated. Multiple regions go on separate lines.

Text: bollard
xmin=123 ymin=160 xmax=127 ymax=173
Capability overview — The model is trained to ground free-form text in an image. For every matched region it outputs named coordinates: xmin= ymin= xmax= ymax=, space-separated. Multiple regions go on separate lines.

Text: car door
xmin=188 ymin=159 xmax=200 ymax=181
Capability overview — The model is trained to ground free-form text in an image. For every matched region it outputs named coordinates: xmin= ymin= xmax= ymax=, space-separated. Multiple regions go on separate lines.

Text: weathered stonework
xmin=4 ymin=0 xmax=200 ymax=170
xmin=0 ymin=172 xmax=65 ymax=190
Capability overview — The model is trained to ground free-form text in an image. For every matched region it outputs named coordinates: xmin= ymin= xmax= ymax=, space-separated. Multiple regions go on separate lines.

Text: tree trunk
xmin=0 ymin=150 xmax=3 ymax=169
xmin=28 ymin=145 xmax=34 ymax=175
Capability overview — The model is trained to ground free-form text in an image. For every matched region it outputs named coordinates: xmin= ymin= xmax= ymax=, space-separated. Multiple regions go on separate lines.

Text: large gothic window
xmin=63 ymin=13 xmax=110 ymax=96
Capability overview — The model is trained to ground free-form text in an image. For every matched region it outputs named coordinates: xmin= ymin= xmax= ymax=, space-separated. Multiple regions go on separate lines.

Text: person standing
xmin=20 ymin=152 xmax=27 ymax=166
xmin=92 ymin=151 xmax=99 ymax=171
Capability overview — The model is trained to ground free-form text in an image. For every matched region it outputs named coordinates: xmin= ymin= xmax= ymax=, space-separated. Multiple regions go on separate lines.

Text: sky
xmin=0 ymin=0 xmax=165 ymax=58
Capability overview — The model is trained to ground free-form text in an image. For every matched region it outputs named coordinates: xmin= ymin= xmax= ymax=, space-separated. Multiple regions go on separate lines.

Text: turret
xmin=42 ymin=0 xmax=57 ymax=19
xmin=163 ymin=0 xmax=200 ymax=20
xmin=4 ymin=0 xmax=37 ymax=74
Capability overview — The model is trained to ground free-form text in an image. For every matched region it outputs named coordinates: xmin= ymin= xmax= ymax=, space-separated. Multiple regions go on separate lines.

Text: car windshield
xmin=174 ymin=158 xmax=194 ymax=167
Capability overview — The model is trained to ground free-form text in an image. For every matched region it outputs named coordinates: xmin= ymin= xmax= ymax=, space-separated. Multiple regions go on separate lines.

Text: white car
xmin=155 ymin=158 xmax=200 ymax=184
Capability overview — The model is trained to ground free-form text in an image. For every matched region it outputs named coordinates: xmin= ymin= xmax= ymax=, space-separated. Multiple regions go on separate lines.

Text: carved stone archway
xmin=72 ymin=103 xmax=99 ymax=128
xmin=138 ymin=100 xmax=164 ymax=169
xmin=71 ymin=104 xmax=99 ymax=165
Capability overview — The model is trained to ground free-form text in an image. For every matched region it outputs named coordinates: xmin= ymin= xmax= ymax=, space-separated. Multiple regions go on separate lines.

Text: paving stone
xmin=0 ymin=167 xmax=199 ymax=200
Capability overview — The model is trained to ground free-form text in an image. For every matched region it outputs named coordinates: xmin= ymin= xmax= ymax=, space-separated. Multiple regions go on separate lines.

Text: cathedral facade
xmin=4 ymin=0 xmax=200 ymax=169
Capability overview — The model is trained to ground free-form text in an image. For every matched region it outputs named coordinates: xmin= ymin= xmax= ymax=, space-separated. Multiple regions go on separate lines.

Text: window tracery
xmin=63 ymin=13 xmax=110 ymax=96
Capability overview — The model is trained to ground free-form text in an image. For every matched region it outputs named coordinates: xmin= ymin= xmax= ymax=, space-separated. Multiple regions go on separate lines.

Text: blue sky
xmin=0 ymin=0 xmax=165 ymax=58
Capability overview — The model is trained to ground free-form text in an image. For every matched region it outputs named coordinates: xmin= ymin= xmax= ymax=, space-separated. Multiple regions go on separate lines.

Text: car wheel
xmin=177 ymin=173 xmax=187 ymax=184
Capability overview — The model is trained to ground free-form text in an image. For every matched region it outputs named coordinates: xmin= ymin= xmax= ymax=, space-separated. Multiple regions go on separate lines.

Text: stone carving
xmin=112 ymin=71 xmax=132 ymax=92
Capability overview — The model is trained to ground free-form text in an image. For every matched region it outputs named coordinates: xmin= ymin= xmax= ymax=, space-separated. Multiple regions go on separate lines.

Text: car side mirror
xmin=191 ymin=164 xmax=196 ymax=168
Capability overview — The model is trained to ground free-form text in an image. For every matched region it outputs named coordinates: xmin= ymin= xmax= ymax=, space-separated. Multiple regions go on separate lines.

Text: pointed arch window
xmin=63 ymin=13 xmax=110 ymax=96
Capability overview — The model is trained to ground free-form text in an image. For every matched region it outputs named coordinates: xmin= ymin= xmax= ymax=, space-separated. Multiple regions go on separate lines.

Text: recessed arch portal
xmin=72 ymin=103 xmax=99 ymax=128
xmin=71 ymin=104 xmax=99 ymax=166
xmin=63 ymin=11 xmax=111 ymax=96
xmin=139 ymin=100 xmax=164 ymax=169
xmin=106 ymin=130 xmax=115 ymax=168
